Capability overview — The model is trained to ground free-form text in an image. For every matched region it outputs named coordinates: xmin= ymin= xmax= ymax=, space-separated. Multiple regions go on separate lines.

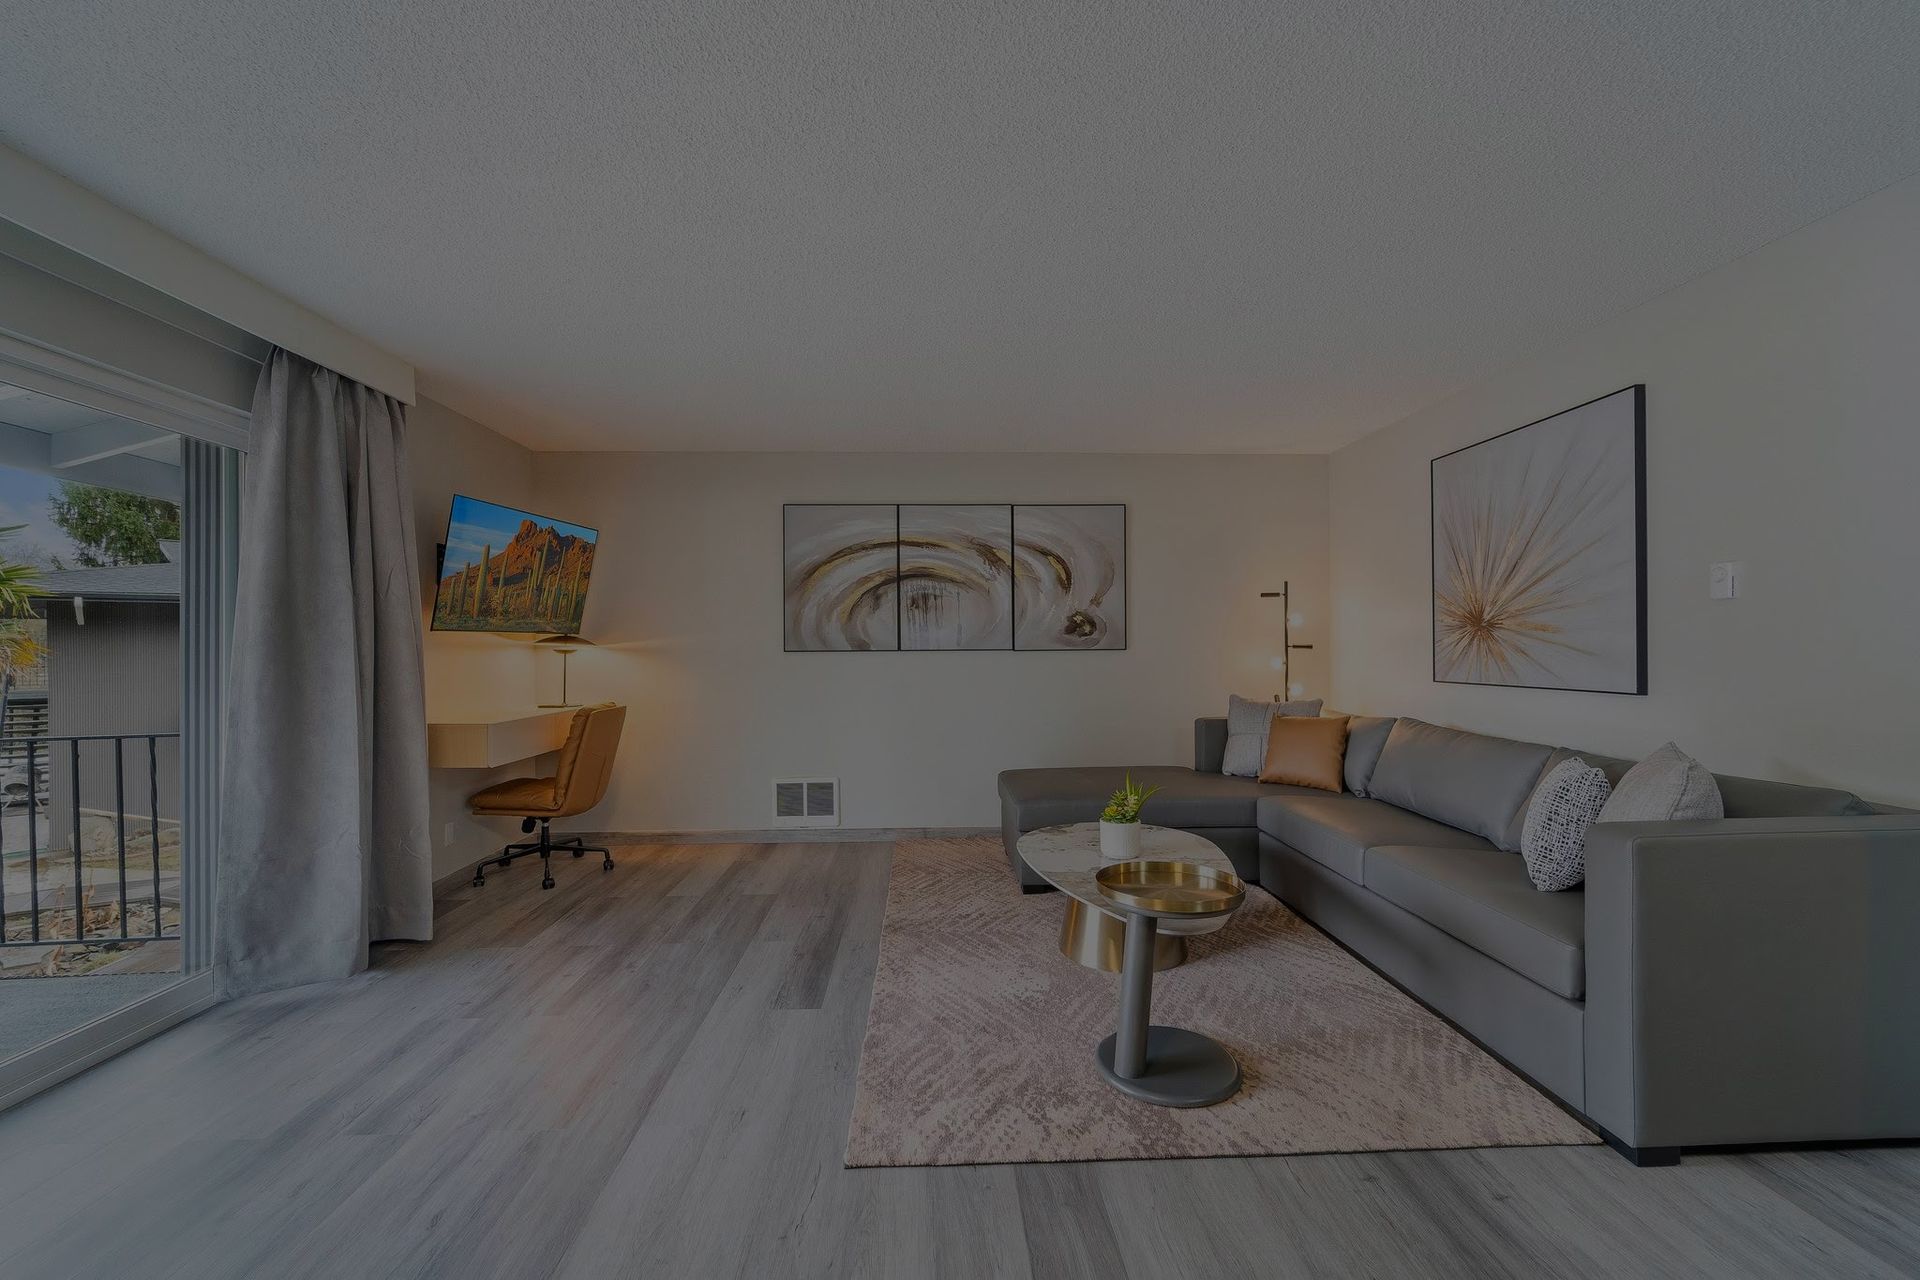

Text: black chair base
xmin=473 ymin=816 xmax=613 ymax=890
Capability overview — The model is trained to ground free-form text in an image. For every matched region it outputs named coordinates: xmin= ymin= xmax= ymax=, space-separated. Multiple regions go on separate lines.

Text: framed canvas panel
xmin=1013 ymin=504 xmax=1127 ymax=650
xmin=783 ymin=504 xmax=900 ymax=651
xmin=1430 ymin=385 xmax=1646 ymax=694
xmin=897 ymin=504 xmax=1014 ymax=650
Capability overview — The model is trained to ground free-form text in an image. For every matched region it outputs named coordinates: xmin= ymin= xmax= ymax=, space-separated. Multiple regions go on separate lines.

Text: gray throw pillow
xmin=1221 ymin=694 xmax=1323 ymax=777
xmin=1598 ymin=742 xmax=1725 ymax=822
xmin=1520 ymin=758 xmax=1612 ymax=891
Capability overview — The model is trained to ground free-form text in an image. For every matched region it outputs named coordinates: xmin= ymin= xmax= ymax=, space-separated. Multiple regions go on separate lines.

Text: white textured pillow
xmin=1598 ymin=742 xmax=1724 ymax=823
xmin=1221 ymin=694 xmax=1323 ymax=776
xmin=1520 ymin=758 xmax=1612 ymax=891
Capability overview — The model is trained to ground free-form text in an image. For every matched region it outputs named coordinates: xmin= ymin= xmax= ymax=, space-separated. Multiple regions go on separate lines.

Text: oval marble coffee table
xmin=1017 ymin=823 xmax=1233 ymax=973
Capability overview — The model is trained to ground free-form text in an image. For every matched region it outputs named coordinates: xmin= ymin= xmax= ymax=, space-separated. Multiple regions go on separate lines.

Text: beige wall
xmin=408 ymin=396 xmax=549 ymax=877
xmin=1329 ymin=173 xmax=1920 ymax=806
xmin=523 ymin=452 xmax=1329 ymax=833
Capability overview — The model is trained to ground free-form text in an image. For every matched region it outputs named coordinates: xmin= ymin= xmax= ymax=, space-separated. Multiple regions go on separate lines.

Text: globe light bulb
xmin=1288 ymin=612 xmax=1305 ymax=628
xmin=1269 ymin=655 xmax=1286 ymax=670
xmin=1287 ymin=682 xmax=1306 ymax=699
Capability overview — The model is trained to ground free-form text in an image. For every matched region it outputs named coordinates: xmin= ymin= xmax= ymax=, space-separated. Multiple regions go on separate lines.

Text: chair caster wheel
xmin=472 ymin=876 xmax=485 ymax=888
xmin=542 ymin=878 xmax=555 ymax=890
xmin=602 ymin=860 xmax=613 ymax=872
xmin=572 ymin=848 xmax=584 ymax=858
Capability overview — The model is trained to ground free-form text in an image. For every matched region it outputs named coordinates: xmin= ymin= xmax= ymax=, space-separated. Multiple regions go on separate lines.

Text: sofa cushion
xmin=1366 ymin=718 xmax=1553 ymax=851
xmin=1529 ymin=750 xmax=1873 ymax=824
xmin=1365 ymin=845 xmax=1586 ymax=999
xmin=1343 ymin=715 xmax=1397 ymax=796
xmin=1256 ymin=794 xmax=1494 ymax=884
xmin=998 ymin=766 xmax=1321 ymax=832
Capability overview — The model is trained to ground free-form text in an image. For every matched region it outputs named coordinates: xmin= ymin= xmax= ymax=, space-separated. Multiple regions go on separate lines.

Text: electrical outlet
xmin=443 ymin=821 xmax=456 ymax=847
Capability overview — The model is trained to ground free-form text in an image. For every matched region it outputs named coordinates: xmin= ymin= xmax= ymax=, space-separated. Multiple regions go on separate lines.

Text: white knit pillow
xmin=1221 ymin=694 xmax=1323 ymax=777
xmin=1520 ymin=758 xmax=1612 ymax=891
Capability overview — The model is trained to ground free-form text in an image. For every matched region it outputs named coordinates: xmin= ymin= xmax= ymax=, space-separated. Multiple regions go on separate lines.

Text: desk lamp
xmin=535 ymin=634 xmax=593 ymax=708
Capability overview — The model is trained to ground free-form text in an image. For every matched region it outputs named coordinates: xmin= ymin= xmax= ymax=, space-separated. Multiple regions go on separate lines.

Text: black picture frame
xmin=1011 ymin=502 xmax=1129 ymax=653
xmin=1429 ymin=385 xmax=1647 ymax=695
xmin=781 ymin=503 xmax=902 ymax=653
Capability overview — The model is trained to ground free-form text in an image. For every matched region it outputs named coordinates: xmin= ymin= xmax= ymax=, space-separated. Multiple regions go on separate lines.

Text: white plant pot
xmin=1099 ymin=819 xmax=1142 ymax=862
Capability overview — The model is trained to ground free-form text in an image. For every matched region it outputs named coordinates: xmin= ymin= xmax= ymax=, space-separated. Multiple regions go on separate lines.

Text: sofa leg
xmin=1602 ymin=1130 xmax=1681 ymax=1167
xmin=1621 ymin=1145 xmax=1681 ymax=1167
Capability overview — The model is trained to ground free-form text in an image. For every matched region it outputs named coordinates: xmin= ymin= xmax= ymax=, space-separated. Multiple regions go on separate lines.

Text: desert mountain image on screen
xmin=434 ymin=515 xmax=596 ymax=633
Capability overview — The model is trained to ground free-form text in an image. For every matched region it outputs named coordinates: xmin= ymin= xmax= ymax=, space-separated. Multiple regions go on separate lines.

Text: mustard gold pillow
xmin=1260 ymin=715 xmax=1350 ymax=791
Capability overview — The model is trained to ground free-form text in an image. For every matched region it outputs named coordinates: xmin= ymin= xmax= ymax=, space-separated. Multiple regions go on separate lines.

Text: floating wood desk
xmin=426 ymin=707 xmax=574 ymax=770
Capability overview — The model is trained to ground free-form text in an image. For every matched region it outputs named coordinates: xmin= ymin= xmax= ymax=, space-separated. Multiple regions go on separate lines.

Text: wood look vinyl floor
xmin=0 ymin=841 xmax=1915 ymax=1280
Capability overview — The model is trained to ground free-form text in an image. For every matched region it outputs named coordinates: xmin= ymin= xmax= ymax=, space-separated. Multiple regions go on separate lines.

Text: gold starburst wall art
xmin=1431 ymin=386 xmax=1646 ymax=694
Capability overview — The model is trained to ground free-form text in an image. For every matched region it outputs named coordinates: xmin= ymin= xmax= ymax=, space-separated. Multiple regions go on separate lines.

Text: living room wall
xmin=527 ymin=451 xmax=1330 ymax=833
xmin=1329 ymin=173 xmax=1920 ymax=807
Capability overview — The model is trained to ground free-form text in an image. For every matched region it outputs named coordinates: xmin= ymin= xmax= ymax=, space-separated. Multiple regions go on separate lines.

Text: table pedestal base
xmin=1097 ymin=911 xmax=1242 ymax=1107
xmin=1096 ymin=1027 xmax=1242 ymax=1107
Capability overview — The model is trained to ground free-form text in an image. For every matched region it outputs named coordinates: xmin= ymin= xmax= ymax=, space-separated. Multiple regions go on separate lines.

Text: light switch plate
xmin=1709 ymin=561 xmax=1742 ymax=600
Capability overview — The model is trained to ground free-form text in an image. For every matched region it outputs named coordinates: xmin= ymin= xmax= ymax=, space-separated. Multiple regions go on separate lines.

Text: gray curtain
xmin=219 ymin=348 xmax=432 ymax=994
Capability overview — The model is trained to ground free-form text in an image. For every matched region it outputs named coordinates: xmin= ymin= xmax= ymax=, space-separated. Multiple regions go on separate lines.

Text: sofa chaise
xmin=997 ymin=715 xmax=1920 ymax=1164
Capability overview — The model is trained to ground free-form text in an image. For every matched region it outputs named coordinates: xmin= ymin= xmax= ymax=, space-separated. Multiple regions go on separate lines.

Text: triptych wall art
xmin=783 ymin=504 xmax=1126 ymax=652
xmin=1430 ymin=384 xmax=1646 ymax=695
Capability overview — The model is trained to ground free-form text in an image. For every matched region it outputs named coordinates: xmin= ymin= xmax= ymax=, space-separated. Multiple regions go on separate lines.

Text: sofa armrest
xmin=1583 ymin=815 xmax=1920 ymax=1151
xmin=1194 ymin=718 xmax=1227 ymax=773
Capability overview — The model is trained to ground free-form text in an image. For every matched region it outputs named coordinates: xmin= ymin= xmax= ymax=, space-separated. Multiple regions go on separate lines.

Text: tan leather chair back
xmin=551 ymin=702 xmax=626 ymax=818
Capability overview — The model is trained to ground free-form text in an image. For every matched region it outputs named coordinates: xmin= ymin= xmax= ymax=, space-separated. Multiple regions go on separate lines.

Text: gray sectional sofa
xmin=998 ymin=715 xmax=1920 ymax=1164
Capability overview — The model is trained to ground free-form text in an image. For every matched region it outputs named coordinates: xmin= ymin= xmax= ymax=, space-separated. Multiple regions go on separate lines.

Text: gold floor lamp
xmin=1260 ymin=582 xmax=1313 ymax=700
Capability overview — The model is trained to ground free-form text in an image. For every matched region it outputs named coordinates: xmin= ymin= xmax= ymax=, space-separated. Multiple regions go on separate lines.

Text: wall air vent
xmin=772 ymin=777 xmax=840 ymax=828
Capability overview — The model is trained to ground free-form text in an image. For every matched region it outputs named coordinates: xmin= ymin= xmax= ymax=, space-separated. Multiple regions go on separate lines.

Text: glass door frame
xmin=0 ymin=353 xmax=243 ymax=1112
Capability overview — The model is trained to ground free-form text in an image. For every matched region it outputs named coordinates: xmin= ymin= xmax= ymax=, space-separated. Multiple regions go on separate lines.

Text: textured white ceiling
xmin=3 ymin=2 xmax=1918 ymax=453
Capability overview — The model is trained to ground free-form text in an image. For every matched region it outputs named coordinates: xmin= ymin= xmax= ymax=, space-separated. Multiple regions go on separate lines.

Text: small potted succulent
xmin=1099 ymin=773 xmax=1160 ymax=861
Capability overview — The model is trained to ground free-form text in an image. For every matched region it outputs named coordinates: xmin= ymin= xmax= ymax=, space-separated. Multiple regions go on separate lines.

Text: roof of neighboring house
xmin=34 ymin=561 xmax=181 ymax=602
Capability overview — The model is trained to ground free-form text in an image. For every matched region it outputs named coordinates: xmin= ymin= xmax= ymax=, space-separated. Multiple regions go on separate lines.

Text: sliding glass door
xmin=0 ymin=381 xmax=234 ymax=1104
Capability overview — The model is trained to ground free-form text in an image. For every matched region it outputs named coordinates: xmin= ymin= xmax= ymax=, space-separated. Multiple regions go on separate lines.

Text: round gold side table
xmin=1092 ymin=858 xmax=1248 ymax=1108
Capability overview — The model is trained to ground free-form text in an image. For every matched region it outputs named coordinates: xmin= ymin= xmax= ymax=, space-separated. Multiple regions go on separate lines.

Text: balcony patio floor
xmin=0 ymin=971 xmax=181 ymax=1063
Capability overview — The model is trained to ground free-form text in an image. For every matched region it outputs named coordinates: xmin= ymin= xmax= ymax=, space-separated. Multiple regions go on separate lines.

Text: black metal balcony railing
xmin=0 ymin=734 xmax=179 ymax=950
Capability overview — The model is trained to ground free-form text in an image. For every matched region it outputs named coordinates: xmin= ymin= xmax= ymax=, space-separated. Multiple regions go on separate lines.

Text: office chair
xmin=468 ymin=701 xmax=627 ymax=889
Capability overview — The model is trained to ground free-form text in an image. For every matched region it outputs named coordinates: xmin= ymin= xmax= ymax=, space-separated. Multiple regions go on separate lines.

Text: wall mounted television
xmin=431 ymin=494 xmax=600 ymax=634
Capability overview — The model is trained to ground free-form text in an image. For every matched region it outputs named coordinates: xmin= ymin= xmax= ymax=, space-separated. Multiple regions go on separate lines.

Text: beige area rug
xmin=846 ymin=837 xmax=1598 ymax=1167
